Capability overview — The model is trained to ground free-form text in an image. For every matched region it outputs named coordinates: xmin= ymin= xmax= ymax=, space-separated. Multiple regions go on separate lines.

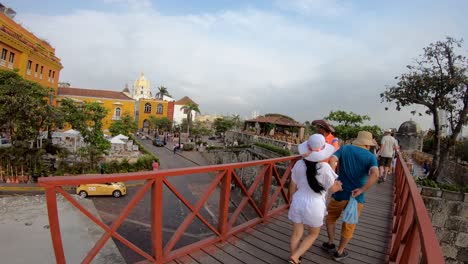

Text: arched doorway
xmin=143 ymin=119 xmax=150 ymax=133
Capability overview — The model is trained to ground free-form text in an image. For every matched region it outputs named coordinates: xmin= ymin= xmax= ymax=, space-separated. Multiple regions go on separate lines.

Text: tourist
xmin=323 ymin=131 xmax=379 ymax=261
xmin=288 ymin=134 xmax=342 ymax=264
xmin=152 ymin=160 xmax=159 ymax=171
xmin=378 ymin=129 xmax=399 ymax=183
xmin=312 ymin=119 xmax=339 ymax=150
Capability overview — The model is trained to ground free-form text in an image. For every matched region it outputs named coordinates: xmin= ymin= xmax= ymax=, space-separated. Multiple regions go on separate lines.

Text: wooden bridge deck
xmin=170 ymin=177 xmax=394 ymax=264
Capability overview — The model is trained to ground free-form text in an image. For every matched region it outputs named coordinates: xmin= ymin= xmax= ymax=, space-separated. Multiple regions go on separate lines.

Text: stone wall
xmin=413 ymin=151 xmax=468 ymax=185
xmin=225 ymin=131 xmax=299 ymax=154
xmin=420 ymin=186 xmax=468 ymax=264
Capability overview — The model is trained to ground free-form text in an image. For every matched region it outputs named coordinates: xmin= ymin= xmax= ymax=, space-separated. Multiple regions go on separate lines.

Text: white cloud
xmin=15 ymin=3 xmax=467 ymax=132
xmin=275 ymin=0 xmax=349 ymax=17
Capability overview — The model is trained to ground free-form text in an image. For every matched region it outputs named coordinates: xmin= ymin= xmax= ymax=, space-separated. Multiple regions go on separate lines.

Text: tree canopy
xmin=213 ymin=116 xmax=235 ymax=135
xmin=109 ymin=113 xmax=138 ymax=136
xmin=381 ymin=37 xmax=467 ymax=181
xmin=0 ymin=70 xmax=56 ymax=147
xmin=148 ymin=116 xmax=172 ymax=132
xmin=325 ymin=110 xmax=381 ymax=142
xmin=59 ymin=98 xmax=110 ymax=167
xmin=156 ymin=86 xmax=172 ymax=100
xmin=181 ymin=102 xmax=201 ymax=134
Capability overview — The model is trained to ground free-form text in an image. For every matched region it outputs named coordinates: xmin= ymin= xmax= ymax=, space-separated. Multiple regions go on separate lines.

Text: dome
xmin=397 ymin=120 xmax=422 ymax=134
xmin=134 ymin=72 xmax=150 ymax=89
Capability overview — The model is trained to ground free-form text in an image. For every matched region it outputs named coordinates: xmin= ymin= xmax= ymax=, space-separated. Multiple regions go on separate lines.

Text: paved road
xmin=91 ymin=136 xmax=220 ymax=263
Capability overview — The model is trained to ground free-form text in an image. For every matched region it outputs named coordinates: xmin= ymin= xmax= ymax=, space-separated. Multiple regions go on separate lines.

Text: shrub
xmin=438 ymin=183 xmax=461 ymax=192
xmin=254 ymin=142 xmax=291 ymax=156
xmin=183 ymin=142 xmax=195 ymax=151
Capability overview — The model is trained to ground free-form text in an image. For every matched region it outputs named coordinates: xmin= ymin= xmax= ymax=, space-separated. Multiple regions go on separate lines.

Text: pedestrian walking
xmin=288 ymin=134 xmax=342 ymax=264
xmin=322 ymin=131 xmax=379 ymax=261
xmin=378 ymin=129 xmax=399 ymax=183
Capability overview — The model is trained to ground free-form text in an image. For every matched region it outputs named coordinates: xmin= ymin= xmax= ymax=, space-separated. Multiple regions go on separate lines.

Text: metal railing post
xmin=151 ymin=177 xmax=164 ymax=263
xmin=218 ymin=169 xmax=231 ymax=239
xmin=45 ymin=186 xmax=66 ymax=264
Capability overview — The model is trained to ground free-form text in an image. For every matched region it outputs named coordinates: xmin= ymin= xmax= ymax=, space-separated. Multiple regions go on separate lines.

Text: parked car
xmin=152 ymin=138 xmax=165 ymax=147
xmin=76 ymin=182 xmax=126 ymax=198
xmin=0 ymin=138 xmax=11 ymax=148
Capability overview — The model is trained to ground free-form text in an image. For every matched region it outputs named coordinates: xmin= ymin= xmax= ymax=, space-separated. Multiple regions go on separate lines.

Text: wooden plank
xmin=227 ymin=234 xmax=286 ymax=264
xmin=266 ymin=216 xmax=387 ymax=262
xmin=189 ymin=250 xmax=222 ymax=264
xmin=201 ymin=245 xmax=244 ymax=264
xmin=215 ymin=240 xmax=269 ymax=264
xmin=175 ymin=255 xmax=198 ymax=264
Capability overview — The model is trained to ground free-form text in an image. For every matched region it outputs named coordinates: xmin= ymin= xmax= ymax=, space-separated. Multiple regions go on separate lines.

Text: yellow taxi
xmin=76 ymin=182 xmax=126 ymax=198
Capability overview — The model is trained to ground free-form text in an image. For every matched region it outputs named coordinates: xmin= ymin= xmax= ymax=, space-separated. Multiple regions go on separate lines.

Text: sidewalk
xmin=0 ymin=194 xmax=125 ymax=263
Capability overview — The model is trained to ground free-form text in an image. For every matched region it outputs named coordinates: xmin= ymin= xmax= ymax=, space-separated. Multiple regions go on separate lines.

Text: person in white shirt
xmin=288 ymin=134 xmax=342 ymax=264
xmin=378 ymin=130 xmax=399 ymax=183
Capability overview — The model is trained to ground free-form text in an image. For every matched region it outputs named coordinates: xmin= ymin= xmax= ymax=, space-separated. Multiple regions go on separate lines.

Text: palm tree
xmin=155 ymin=86 xmax=172 ymax=100
xmin=180 ymin=102 xmax=200 ymax=134
xmin=231 ymin=114 xmax=242 ymax=130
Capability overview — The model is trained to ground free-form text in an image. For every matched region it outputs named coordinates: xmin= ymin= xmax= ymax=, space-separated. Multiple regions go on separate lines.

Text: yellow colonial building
xmin=135 ymin=99 xmax=174 ymax=129
xmin=57 ymin=86 xmax=135 ymax=131
xmin=0 ymin=4 xmax=62 ymax=103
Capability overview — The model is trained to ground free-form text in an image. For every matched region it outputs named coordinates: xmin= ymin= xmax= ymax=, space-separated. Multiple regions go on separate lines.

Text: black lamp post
xmin=178 ymin=125 xmax=181 ymax=147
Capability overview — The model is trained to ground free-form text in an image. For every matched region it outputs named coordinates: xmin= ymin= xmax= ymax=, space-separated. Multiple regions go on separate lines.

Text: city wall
xmin=420 ymin=187 xmax=468 ymax=264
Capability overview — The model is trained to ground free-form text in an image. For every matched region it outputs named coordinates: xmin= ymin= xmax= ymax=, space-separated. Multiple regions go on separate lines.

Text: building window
xmin=26 ymin=60 xmax=32 ymax=75
xmin=115 ymin=107 xmax=121 ymax=117
xmin=1 ymin=49 xmax=6 ymax=60
xmin=35 ymin=64 xmax=39 ymax=72
xmin=48 ymin=69 xmax=52 ymax=82
xmin=140 ymin=91 xmax=143 ymax=94
xmin=183 ymin=109 xmax=188 ymax=114
xmin=40 ymin=66 xmax=43 ymax=74
xmin=157 ymin=104 xmax=163 ymax=114
xmin=144 ymin=103 xmax=151 ymax=113
xmin=8 ymin=52 xmax=14 ymax=63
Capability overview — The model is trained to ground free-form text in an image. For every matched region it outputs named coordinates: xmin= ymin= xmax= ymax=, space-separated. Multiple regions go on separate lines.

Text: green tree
xmin=156 ymin=86 xmax=172 ymax=100
xmin=381 ymin=37 xmax=467 ymax=181
xmin=190 ymin=121 xmax=212 ymax=141
xmin=59 ymin=98 xmax=110 ymax=168
xmin=0 ymin=70 xmax=58 ymax=147
xmin=213 ymin=117 xmax=235 ymax=135
xmin=231 ymin=114 xmax=243 ymax=130
xmin=149 ymin=116 xmax=172 ymax=134
xmin=325 ymin=110 xmax=381 ymax=142
xmin=181 ymin=102 xmax=201 ymax=134
xmin=109 ymin=113 xmax=137 ymax=136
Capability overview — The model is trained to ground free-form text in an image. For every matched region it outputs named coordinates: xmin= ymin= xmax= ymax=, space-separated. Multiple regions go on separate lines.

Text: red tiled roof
xmin=175 ymin=96 xmax=197 ymax=105
xmin=58 ymin=87 xmax=133 ymax=100
xmin=246 ymin=115 xmax=304 ymax=127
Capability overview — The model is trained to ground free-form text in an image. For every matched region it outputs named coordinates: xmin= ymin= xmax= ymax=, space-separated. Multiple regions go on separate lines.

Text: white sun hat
xmin=299 ymin=134 xmax=336 ymax=162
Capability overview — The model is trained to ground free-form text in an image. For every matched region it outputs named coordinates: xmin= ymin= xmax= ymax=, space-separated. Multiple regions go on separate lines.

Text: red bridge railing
xmin=39 ymin=156 xmax=299 ymax=264
xmin=39 ymin=152 xmax=445 ymax=264
xmin=389 ymin=151 xmax=444 ymax=263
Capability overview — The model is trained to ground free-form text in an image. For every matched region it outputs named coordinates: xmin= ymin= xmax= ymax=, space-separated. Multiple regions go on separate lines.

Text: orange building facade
xmin=0 ymin=5 xmax=62 ymax=103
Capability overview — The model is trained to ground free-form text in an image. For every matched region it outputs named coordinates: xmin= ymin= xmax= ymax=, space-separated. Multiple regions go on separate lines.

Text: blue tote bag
xmin=342 ymin=197 xmax=359 ymax=224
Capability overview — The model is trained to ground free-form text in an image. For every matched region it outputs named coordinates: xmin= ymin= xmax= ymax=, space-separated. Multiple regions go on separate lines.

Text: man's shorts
xmin=379 ymin=157 xmax=392 ymax=167
xmin=325 ymin=198 xmax=364 ymax=239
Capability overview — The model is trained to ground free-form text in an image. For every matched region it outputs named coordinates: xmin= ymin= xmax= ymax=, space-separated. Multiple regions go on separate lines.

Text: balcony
xmin=26 ymin=69 xmax=31 ymax=75
xmin=48 ymin=77 xmax=51 ymax=82
xmin=7 ymin=62 xmax=13 ymax=69
xmin=39 ymin=74 xmax=43 ymax=80
xmin=0 ymin=60 xmax=5 ymax=67
xmin=112 ymin=115 xmax=121 ymax=121
xmin=34 ymin=72 xmax=38 ymax=77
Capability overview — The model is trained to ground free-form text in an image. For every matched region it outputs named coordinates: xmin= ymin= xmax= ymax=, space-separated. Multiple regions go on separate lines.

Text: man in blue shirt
xmin=321 ymin=131 xmax=379 ymax=261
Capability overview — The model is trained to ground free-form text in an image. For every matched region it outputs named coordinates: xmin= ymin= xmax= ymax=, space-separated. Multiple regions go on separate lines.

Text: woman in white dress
xmin=288 ymin=134 xmax=342 ymax=264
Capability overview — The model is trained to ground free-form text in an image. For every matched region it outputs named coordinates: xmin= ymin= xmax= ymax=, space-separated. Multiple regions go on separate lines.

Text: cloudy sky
xmin=6 ymin=0 xmax=468 ymax=131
